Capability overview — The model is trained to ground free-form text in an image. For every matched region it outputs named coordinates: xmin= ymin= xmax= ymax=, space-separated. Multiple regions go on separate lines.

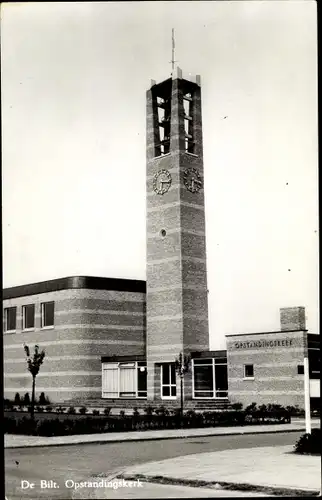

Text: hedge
xmin=294 ymin=429 xmax=321 ymax=455
xmin=4 ymin=409 xmax=291 ymax=436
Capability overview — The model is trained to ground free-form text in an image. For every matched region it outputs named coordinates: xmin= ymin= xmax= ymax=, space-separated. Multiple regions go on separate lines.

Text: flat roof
xmin=3 ymin=276 xmax=146 ymax=299
xmin=101 ymin=351 xmax=228 ymax=363
xmin=226 ymin=330 xmax=308 ymax=338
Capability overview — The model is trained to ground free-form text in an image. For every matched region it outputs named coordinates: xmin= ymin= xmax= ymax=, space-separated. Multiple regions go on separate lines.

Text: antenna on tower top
xmin=170 ymin=28 xmax=177 ymax=75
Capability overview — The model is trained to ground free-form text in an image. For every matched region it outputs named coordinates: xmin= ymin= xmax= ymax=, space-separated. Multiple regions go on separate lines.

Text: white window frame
xmin=101 ymin=361 xmax=147 ymax=399
xmin=4 ymin=307 xmax=17 ymax=333
xmin=161 ymin=363 xmax=177 ymax=400
xmin=192 ymin=359 xmax=214 ymax=399
xmin=192 ymin=358 xmax=229 ymax=399
xmin=41 ymin=301 xmax=55 ymax=329
xmin=243 ymin=364 xmax=254 ymax=380
xmin=22 ymin=304 xmax=35 ymax=331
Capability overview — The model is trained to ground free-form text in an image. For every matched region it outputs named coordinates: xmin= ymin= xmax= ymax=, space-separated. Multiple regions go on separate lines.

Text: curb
xmin=118 ymin=472 xmax=321 ymax=497
xmin=5 ymin=426 xmax=308 ymax=449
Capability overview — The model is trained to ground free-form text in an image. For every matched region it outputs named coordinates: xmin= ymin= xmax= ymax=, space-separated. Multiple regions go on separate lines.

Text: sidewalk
xmin=5 ymin=418 xmax=320 ymax=449
xmin=116 ymin=445 xmax=321 ymax=497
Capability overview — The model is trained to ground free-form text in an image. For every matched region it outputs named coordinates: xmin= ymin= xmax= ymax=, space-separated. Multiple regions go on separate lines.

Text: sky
xmin=1 ymin=1 xmax=318 ymax=349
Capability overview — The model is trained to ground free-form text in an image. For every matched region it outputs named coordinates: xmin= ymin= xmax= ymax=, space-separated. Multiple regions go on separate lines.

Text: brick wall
xmin=4 ymin=287 xmax=146 ymax=403
xmin=280 ymin=307 xmax=306 ymax=331
xmin=226 ymin=331 xmax=306 ymax=408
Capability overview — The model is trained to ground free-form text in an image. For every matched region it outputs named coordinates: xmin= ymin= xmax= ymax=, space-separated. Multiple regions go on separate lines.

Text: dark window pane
xmin=23 ymin=305 xmax=35 ymax=329
xmin=162 ymin=364 xmax=170 ymax=385
xmin=297 ymin=365 xmax=304 ymax=375
xmin=194 ymin=365 xmax=213 ymax=393
xmin=214 ymin=357 xmax=227 ymax=365
xmin=170 ymin=385 xmax=177 ymax=397
xmin=162 ymin=386 xmax=170 ymax=397
xmin=42 ymin=302 xmax=54 ymax=327
xmin=5 ymin=307 xmax=16 ymax=331
xmin=244 ymin=364 xmax=254 ymax=378
xmin=215 ymin=390 xmax=228 ymax=398
xmin=215 ymin=364 xmax=228 ymax=391
xmin=309 ymin=350 xmax=320 ymax=377
xmin=170 ymin=363 xmax=176 ymax=382
xmin=137 ymin=366 xmax=147 ymax=392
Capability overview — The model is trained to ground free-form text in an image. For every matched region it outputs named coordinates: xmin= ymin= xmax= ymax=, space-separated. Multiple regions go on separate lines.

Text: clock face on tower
xmin=153 ymin=169 xmax=172 ymax=195
xmin=183 ymin=167 xmax=203 ymax=193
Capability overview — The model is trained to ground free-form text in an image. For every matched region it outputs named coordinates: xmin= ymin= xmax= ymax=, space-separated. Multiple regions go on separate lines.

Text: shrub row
xmin=4 ymin=409 xmax=291 ymax=436
xmin=4 ymin=402 xmax=112 ymax=416
xmin=4 ymin=401 xmax=300 ymax=417
xmin=4 ymin=392 xmax=50 ymax=408
xmin=5 ymin=398 xmax=311 ymax=419
xmin=294 ymin=429 xmax=321 ymax=455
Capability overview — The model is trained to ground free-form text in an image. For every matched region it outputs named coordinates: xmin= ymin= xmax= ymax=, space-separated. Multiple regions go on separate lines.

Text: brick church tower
xmin=146 ymin=67 xmax=209 ymax=401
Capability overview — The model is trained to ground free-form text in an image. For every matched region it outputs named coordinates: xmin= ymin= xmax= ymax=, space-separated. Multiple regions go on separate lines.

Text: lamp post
xmin=175 ymin=352 xmax=191 ymax=416
xmin=303 ymin=356 xmax=311 ymax=434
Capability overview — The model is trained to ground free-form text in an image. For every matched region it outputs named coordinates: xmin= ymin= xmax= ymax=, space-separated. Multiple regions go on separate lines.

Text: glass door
xmin=214 ymin=359 xmax=228 ymax=398
xmin=161 ymin=363 xmax=177 ymax=399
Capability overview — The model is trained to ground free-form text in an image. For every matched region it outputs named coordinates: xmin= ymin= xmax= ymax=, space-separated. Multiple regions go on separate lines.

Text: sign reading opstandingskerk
xmin=234 ymin=339 xmax=294 ymax=349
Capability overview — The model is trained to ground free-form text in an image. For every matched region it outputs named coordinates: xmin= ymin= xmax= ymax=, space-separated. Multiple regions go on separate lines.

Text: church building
xmin=3 ymin=68 xmax=320 ymax=410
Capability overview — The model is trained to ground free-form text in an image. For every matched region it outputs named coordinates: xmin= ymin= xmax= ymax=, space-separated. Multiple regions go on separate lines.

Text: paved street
xmin=5 ymin=431 xmax=302 ymax=499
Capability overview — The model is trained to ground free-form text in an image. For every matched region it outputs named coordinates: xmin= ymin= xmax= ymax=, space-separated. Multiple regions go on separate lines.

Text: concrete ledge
xmin=119 ymin=473 xmax=320 ymax=497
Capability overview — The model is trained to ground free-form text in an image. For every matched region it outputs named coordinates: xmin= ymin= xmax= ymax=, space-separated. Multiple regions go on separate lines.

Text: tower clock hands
xmin=192 ymin=177 xmax=202 ymax=188
xmin=153 ymin=170 xmax=172 ymax=195
xmin=183 ymin=168 xmax=203 ymax=193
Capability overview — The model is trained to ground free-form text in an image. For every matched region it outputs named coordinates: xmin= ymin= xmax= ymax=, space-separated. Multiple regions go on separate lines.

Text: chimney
xmin=280 ymin=307 xmax=306 ymax=331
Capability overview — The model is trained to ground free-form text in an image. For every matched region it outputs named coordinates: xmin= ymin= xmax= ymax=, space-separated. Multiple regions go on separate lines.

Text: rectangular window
xmin=22 ymin=304 xmax=35 ymax=330
xmin=4 ymin=307 xmax=17 ymax=332
xmin=193 ymin=358 xmax=228 ymax=399
xmin=161 ymin=363 xmax=176 ymax=399
xmin=297 ymin=365 xmax=304 ymax=375
xmin=41 ymin=302 xmax=55 ymax=328
xmin=102 ymin=361 xmax=147 ymax=399
xmin=244 ymin=364 xmax=254 ymax=378
xmin=194 ymin=364 xmax=213 ymax=398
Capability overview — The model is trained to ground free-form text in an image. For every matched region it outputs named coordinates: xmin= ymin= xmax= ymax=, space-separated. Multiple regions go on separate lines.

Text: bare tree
xmin=23 ymin=344 xmax=45 ymax=420
xmin=174 ymin=352 xmax=191 ymax=416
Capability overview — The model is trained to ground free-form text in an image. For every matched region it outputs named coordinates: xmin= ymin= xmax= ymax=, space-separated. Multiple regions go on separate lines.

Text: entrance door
xmin=161 ymin=363 xmax=176 ymax=399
